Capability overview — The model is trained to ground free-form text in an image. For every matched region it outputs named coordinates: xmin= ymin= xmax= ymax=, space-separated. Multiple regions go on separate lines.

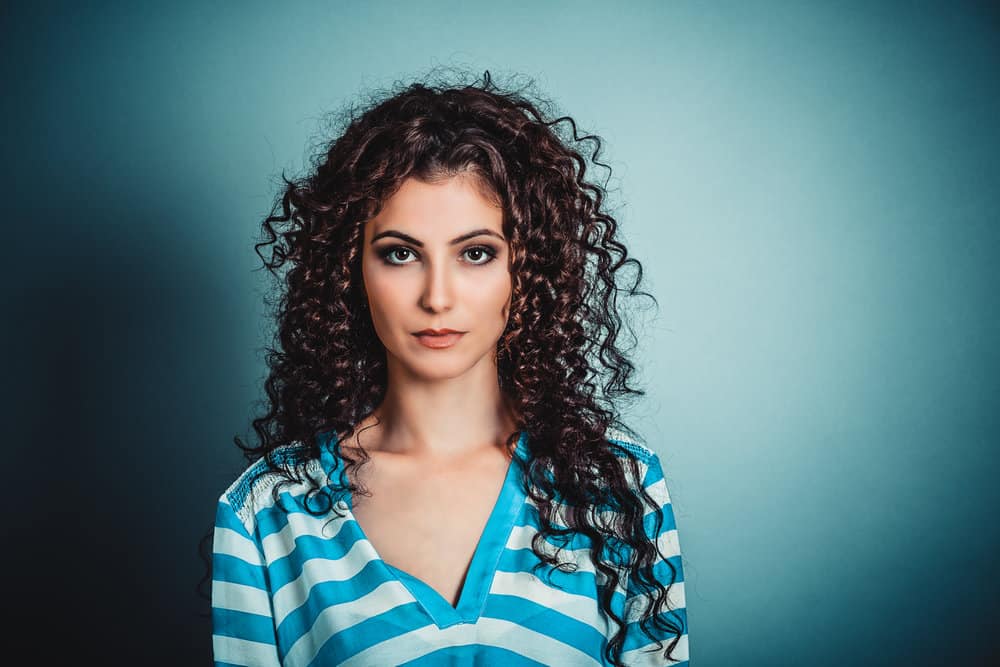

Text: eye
xmin=379 ymin=246 xmax=417 ymax=265
xmin=463 ymin=245 xmax=498 ymax=265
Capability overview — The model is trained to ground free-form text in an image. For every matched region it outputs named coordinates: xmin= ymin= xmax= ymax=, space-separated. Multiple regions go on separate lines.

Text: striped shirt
xmin=211 ymin=430 xmax=689 ymax=666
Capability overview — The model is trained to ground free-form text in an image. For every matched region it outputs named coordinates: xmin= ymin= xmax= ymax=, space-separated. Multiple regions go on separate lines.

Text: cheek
xmin=362 ymin=262 xmax=402 ymax=320
xmin=367 ymin=279 xmax=404 ymax=317
xmin=469 ymin=269 xmax=512 ymax=318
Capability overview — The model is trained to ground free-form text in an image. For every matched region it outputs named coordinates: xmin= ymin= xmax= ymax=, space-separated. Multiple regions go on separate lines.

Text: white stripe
xmin=282 ymin=580 xmax=421 ymax=667
xmin=212 ymin=580 xmax=272 ymax=616
xmin=214 ymin=526 xmax=264 ymax=565
xmin=645 ymin=476 xmax=673 ymax=505
xmin=212 ymin=634 xmax=282 ymax=667
xmin=621 ymin=632 xmax=689 ymax=665
xmin=656 ymin=528 xmax=681 ymax=560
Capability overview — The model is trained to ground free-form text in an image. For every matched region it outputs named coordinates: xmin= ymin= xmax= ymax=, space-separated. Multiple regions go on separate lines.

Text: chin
xmin=410 ymin=358 xmax=474 ymax=381
xmin=404 ymin=346 xmax=498 ymax=379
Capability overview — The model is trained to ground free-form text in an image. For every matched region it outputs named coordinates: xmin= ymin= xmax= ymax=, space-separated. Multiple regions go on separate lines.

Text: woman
xmin=211 ymin=71 xmax=688 ymax=666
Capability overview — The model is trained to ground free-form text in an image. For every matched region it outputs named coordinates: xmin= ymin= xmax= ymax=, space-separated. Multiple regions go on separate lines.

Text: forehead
xmin=367 ymin=175 xmax=504 ymax=237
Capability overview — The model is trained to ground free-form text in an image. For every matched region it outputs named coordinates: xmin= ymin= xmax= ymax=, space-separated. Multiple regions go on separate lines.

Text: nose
xmin=419 ymin=260 xmax=454 ymax=313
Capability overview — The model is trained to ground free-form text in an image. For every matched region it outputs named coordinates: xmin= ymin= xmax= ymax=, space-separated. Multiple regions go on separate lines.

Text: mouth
xmin=412 ymin=331 xmax=465 ymax=349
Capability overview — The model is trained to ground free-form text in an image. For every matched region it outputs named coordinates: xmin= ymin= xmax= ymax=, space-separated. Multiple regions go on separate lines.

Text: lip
xmin=413 ymin=332 xmax=464 ymax=349
xmin=414 ymin=328 xmax=463 ymax=335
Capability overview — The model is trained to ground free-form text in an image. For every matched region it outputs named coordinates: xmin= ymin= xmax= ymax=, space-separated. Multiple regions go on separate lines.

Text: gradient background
xmin=3 ymin=1 xmax=998 ymax=665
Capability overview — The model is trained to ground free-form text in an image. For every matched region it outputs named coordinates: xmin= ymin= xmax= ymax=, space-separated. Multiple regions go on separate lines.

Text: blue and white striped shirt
xmin=211 ymin=430 xmax=689 ymax=665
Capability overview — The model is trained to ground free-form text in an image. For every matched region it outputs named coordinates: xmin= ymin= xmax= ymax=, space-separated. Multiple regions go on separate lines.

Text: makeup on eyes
xmin=376 ymin=244 xmax=499 ymax=266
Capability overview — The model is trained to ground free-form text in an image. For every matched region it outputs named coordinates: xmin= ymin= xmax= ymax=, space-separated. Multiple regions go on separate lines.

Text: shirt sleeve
xmin=620 ymin=448 xmax=689 ymax=666
xmin=211 ymin=496 xmax=283 ymax=667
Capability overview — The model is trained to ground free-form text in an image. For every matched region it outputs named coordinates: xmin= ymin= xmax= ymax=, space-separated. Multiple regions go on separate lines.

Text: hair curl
xmin=205 ymin=69 xmax=683 ymax=665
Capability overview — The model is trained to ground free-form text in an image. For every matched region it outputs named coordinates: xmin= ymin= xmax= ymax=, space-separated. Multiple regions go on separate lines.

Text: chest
xmin=347 ymin=450 xmax=512 ymax=607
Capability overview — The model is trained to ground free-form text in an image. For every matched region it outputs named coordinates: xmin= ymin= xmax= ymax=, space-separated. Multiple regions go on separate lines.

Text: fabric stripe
xmin=213 ymin=608 xmax=279 ymax=644
xmin=213 ymin=580 xmax=273 ymax=616
xmin=214 ymin=526 xmax=266 ymax=566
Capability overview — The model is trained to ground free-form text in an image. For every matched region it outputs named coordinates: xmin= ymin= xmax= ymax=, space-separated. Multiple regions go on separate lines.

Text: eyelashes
xmin=377 ymin=245 xmax=499 ymax=267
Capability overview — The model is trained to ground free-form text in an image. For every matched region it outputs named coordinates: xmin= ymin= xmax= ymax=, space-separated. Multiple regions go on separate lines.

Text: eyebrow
xmin=370 ymin=228 xmax=505 ymax=247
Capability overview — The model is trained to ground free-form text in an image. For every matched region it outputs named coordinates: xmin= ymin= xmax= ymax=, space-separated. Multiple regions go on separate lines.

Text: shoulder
xmin=218 ymin=443 xmax=326 ymax=533
xmin=604 ymin=428 xmax=672 ymax=503
xmin=605 ymin=426 xmax=661 ymax=469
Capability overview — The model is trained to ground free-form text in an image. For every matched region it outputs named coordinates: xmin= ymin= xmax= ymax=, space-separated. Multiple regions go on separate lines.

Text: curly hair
xmin=225 ymin=69 xmax=683 ymax=665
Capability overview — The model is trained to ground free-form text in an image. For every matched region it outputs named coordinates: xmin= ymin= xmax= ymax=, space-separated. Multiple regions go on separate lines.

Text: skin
xmin=350 ymin=172 xmax=520 ymax=465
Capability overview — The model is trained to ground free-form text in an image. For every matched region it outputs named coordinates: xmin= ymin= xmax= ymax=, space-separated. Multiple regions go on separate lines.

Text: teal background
xmin=3 ymin=1 xmax=997 ymax=664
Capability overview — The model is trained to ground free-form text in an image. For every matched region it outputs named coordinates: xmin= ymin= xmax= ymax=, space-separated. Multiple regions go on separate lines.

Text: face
xmin=361 ymin=174 xmax=512 ymax=381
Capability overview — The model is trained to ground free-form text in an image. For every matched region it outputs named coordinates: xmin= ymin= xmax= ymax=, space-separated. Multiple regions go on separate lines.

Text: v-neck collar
xmin=319 ymin=429 xmax=529 ymax=628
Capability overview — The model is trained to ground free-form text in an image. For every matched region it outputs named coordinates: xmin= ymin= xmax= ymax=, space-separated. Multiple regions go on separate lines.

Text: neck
xmin=357 ymin=357 xmax=520 ymax=460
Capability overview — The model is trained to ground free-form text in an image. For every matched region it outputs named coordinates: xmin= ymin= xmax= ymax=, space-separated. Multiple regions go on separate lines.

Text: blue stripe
xmin=644 ymin=501 xmax=678 ymax=536
xmin=213 ymin=553 xmax=268 ymax=589
xmin=211 ymin=607 xmax=278 ymax=645
xmin=642 ymin=459 xmax=665 ymax=488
